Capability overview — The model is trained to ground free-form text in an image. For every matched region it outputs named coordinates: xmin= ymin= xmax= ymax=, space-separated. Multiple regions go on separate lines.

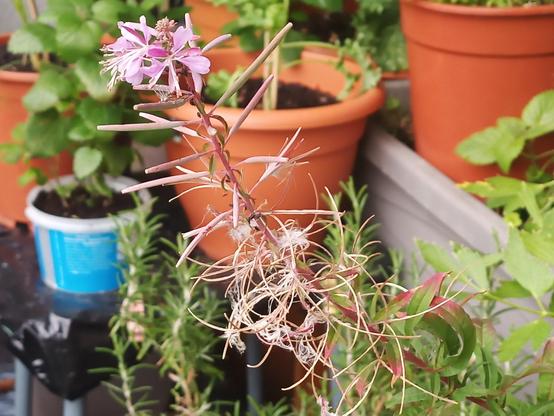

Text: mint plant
xmin=2 ymin=0 xmax=188 ymax=196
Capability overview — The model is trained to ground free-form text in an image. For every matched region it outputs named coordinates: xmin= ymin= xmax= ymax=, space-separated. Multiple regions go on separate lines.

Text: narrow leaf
xmin=213 ymin=23 xmax=293 ymax=109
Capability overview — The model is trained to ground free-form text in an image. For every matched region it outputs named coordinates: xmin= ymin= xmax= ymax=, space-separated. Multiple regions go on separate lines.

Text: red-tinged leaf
xmin=355 ymin=378 xmax=367 ymax=396
xmin=405 ymin=273 xmax=446 ymax=334
xmin=421 ymin=297 xmax=476 ymax=376
xmin=376 ymin=273 xmax=446 ymax=323
xmin=324 ymin=344 xmax=334 ymax=361
xmin=386 ymin=342 xmax=402 ymax=386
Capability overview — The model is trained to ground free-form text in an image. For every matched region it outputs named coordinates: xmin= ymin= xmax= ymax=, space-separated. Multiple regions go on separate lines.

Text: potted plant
xmin=159 ymin=0 xmax=384 ymax=259
xmin=400 ymin=0 xmax=554 ymax=183
xmin=7 ymin=1 xmax=191 ymax=293
xmin=0 ymin=0 xmax=188 ymax=226
xmin=0 ymin=1 xmax=73 ymax=225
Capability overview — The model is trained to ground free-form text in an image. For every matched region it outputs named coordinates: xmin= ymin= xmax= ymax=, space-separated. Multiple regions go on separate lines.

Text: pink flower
xmin=101 ymin=14 xmax=228 ymax=96
xmin=101 ymin=16 xmax=157 ymax=89
xmin=144 ymin=26 xmax=210 ymax=95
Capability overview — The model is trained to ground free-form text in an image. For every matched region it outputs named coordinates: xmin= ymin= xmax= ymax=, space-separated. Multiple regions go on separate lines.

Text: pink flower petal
xmin=172 ymin=27 xmax=194 ymax=52
xmin=191 ymin=72 xmax=203 ymax=93
xmin=148 ymin=46 xmax=168 ymax=57
xmin=106 ymin=36 xmax=130 ymax=52
xmin=180 ymin=55 xmax=210 ymax=74
xmin=118 ymin=23 xmax=145 ymax=45
xmin=125 ymin=70 xmax=144 ymax=85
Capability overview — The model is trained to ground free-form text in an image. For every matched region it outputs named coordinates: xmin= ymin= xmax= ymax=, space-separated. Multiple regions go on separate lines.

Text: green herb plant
xmin=2 ymin=0 xmax=187 ymax=197
xmin=414 ymin=89 xmax=554 ymax=414
xmin=99 ymin=198 xmax=305 ymax=415
xmin=206 ymin=0 xmax=381 ymax=109
xmin=96 ymin=198 xmax=226 ymax=415
xmin=294 ymin=179 xmax=554 ymax=415
xmin=348 ymin=0 xmax=407 ymax=73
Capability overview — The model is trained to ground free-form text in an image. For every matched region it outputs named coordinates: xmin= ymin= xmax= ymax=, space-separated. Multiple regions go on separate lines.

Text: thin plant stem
xmin=192 ymin=91 xmax=279 ymax=246
xmin=262 ymin=30 xmax=272 ymax=111
xmin=25 ymin=0 xmax=38 ymax=20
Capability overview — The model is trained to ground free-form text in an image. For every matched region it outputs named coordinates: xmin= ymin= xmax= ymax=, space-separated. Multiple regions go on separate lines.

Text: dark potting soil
xmin=236 ymin=78 xmax=337 ymax=109
xmin=0 ymin=43 xmax=34 ymax=72
xmin=34 ymin=186 xmax=136 ymax=219
xmin=293 ymin=11 xmax=355 ymax=44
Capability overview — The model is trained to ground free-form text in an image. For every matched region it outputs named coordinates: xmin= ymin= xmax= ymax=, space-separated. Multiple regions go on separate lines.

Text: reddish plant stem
xmin=190 ymin=92 xmax=279 ymax=246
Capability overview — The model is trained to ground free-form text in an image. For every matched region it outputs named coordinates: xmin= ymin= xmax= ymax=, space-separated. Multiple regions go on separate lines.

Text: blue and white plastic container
xmin=25 ymin=176 xmax=149 ymax=293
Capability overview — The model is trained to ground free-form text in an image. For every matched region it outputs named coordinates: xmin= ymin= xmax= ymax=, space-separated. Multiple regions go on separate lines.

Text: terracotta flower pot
xmin=0 ymin=33 xmax=72 ymax=225
xmin=164 ymin=48 xmax=384 ymax=260
xmin=185 ymin=0 xmax=238 ymax=45
xmin=400 ymin=0 xmax=554 ymax=182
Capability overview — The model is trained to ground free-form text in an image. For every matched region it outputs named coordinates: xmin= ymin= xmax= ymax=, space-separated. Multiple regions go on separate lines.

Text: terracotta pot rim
xmin=187 ymin=48 xmax=385 ymax=130
xmin=382 ymin=70 xmax=410 ymax=81
xmin=402 ymin=0 xmax=554 ymax=17
xmin=0 ymin=33 xmax=37 ymax=83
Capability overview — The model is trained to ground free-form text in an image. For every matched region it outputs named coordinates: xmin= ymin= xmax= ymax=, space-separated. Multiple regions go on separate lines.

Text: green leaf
xmin=519 ymin=182 xmax=543 ymax=228
xmin=490 ymin=280 xmax=532 ymax=299
xmin=0 ymin=142 xmax=23 ymax=164
xmin=504 ymin=228 xmax=554 ymax=298
xmin=416 ymin=240 xmax=457 ymax=273
xmin=281 ymin=30 xmax=308 ymax=63
xmin=128 ymin=129 xmax=170 ymax=146
xmin=73 ymin=146 xmax=103 ymax=179
xmin=494 ymin=117 xmax=527 ymax=173
xmin=300 ymin=0 xmax=343 ymax=12
xmin=537 ymin=340 xmax=554 ymax=402
xmin=56 ymin=17 xmax=102 ymax=62
xmin=75 ymin=57 xmax=116 ymax=102
xmin=237 ymin=27 xmax=264 ymax=52
xmin=77 ymin=98 xmax=122 ymax=140
xmin=386 ymin=387 xmax=430 ymax=407
xmin=165 ymin=6 xmax=191 ymax=21
xmin=8 ymin=23 xmax=56 ymax=54
xmin=206 ymin=68 xmax=245 ymax=108
xmin=420 ymin=297 xmax=477 ymax=376
xmin=40 ymin=0 xmax=94 ymax=25
xmin=452 ymin=385 xmax=490 ymax=401
xmin=19 ymin=167 xmax=48 ymax=186
xmin=527 ymin=402 xmax=554 ymax=416
xmin=374 ymin=23 xmax=408 ymax=73
xmin=522 ymin=89 xmax=554 ymax=132
xmin=91 ymin=0 xmax=127 ymax=23
xmin=23 ymin=67 xmax=73 ymax=112
xmin=460 ymin=176 xmax=523 ymax=199
xmin=522 ymin=231 xmax=554 ymax=266
xmin=68 ymin=117 xmax=95 ymax=142
xmin=453 ymin=245 xmax=491 ymax=290
xmin=405 ymin=273 xmax=445 ymax=334
xmin=98 ymin=142 xmax=133 ymax=177
xmin=25 ymin=110 xmax=69 ymax=157
xmin=498 ymin=320 xmax=551 ymax=362
xmin=456 ymin=126 xmax=502 ymax=165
